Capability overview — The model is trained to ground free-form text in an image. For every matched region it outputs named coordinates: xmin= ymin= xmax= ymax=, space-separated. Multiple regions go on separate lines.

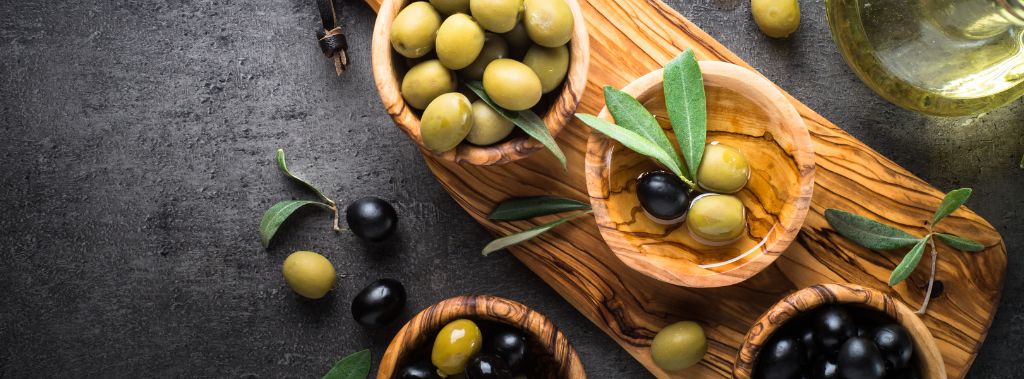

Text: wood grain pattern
xmin=377 ymin=295 xmax=585 ymax=379
xmin=586 ymin=63 xmax=815 ymax=288
xmin=733 ymin=283 xmax=945 ymax=379
xmin=364 ymin=0 xmax=1008 ymax=377
xmin=371 ymin=0 xmax=589 ymax=166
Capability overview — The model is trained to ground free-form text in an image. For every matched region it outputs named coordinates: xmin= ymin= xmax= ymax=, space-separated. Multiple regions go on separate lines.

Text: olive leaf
xmin=603 ymin=86 xmax=684 ymax=172
xmin=482 ymin=210 xmax=592 ymax=256
xmin=934 ymin=233 xmax=985 ymax=252
xmin=889 ymin=238 xmax=928 ymax=286
xmin=489 ymin=196 xmax=591 ymax=221
xmin=260 ymin=200 xmax=330 ymax=248
xmin=575 ymin=113 xmax=689 ymax=183
xmin=465 ymin=82 xmax=567 ymax=169
xmin=824 ymin=209 xmax=922 ymax=250
xmin=277 ymin=149 xmax=334 ymax=205
xmin=931 ymin=188 xmax=972 ymax=226
xmin=322 ymin=349 xmax=371 ymax=379
xmin=663 ymin=49 xmax=706 ymax=181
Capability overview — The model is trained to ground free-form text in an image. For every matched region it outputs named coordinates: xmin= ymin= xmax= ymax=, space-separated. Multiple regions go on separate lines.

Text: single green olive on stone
xmin=522 ymin=0 xmax=574 ymax=48
xmin=482 ymin=58 xmax=543 ymax=111
xmin=281 ymin=251 xmax=336 ymax=300
xmin=460 ymin=33 xmax=510 ymax=81
xmin=751 ymin=0 xmax=800 ymax=38
xmin=420 ymin=92 xmax=474 ymax=153
xmin=429 ymin=0 xmax=470 ymax=16
xmin=696 ymin=143 xmax=751 ymax=194
xmin=389 ymin=1 xmax=442 ymax=58
xmin=651 ymin=321 xmax=708 ymax=372
xmin=436 ymin=13 xmax=486 ymax=70
xmin=401 ymin=59 xmax=457 ymax=110
xmin=467 ymin=100 xmax=515 ymax=145
xmin=686 ymin=194 xmax=747 ymax=245
xmin=471 ymin=0 xmax=523 ymax=33
xmin=522 ymin=44 xmax=569 ymax=94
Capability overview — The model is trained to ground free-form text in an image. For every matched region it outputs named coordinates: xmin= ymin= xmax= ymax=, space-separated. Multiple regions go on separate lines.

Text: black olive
xmin=345 ymin=197 xmax=398 ymax=241
xmin=465 ymin=354 xmax=513 ymax=379
xmin=351 ymin=278 xmax=406 ymax=327
xmin=813 ymin=306 xmax=856 ymax=353
xmin=837 ymin=337 xmax=886 ymax=379
xmin=484 ymin=326 xmax=527 ymax=371
xmin=810 ymin=356 xmax=839 ymax=379
xmin=756 ymin=336 xmax=805 ymax=379
xmin=872 ymin=324 xmax=913 ymax=369
xmin=636 ymin=171 xmax=690 ymax=223
xmin=398 ymin=360 xmax=442 ymax=379
xmin=798 ymin=327 xmax=818 ymax=360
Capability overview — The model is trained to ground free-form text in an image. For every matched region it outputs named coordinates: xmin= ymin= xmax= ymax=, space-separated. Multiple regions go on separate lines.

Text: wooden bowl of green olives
xmin=377 ymin=295 xmax=585 ymax=378
xmin=372 ymin=0 xmax=589 ymax=166
xmin=584 ymin=61 xmax=815 ymax=288
xmin=733 ymin=283 xmax=945 ymax=379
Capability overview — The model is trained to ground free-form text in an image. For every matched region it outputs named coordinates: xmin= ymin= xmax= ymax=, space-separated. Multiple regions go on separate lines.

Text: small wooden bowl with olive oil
xmin=585 ymin=61 xmax=815 ymax=288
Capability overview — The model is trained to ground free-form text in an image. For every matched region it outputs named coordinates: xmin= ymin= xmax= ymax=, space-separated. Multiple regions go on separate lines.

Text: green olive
xmin=460 ymin=33 xmax=509 ymax=81
xmin=522 ymin=44 xmax=569 ymax=94
xmin=522 ymin=0 xmax=574 ymax=47
xmin=696 ymin=143 xmax=750 ymax=194
xmin=431 ymin=319 xmax=483 ymax=375
xmin=482 ymin=58 xmax=542 ymax=111
xmin=651 ymin=321 xmax=707 ymax=372
xmin=751 ymin=0 xmax=800 ymax=38
xmin=281 ymin=251 xmax=336 ymax=299
xmin=436 ymin=13 xmax=486 ymax=70
xmin=390 ymin=2 xmax=442 ymax=58
xmin=401 ymin=60 xmax=457 ymax=110
xmin=686 ymin=194 xmax=747 ymax=245
xmin=420 ymin=92 xmax=474 ymax=152
xmin=470 ymin=0 xmax=523 ymax=33
xmin=429 ymin=0 xmax=469 ymax=15
xmin=502 ymin=22 xmax=532 ymax=58
xmin=467 ymin=100 xmax=515 ymax=145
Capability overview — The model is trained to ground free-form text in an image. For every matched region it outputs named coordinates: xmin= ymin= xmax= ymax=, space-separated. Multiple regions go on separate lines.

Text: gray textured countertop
xmin=1 ymin=0 xmax=1021 ymax=377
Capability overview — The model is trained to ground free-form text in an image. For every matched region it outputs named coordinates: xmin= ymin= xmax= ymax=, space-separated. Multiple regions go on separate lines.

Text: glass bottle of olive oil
xmin=826 ymin=0 xmax=1024 ymax=116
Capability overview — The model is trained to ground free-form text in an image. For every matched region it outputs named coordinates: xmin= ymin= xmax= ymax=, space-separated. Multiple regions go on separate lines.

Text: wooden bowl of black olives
xmin=377 ymin=295 xmax=585 ymax=378
xmin=584 ymin=61 xmax=815 ymax=288
xmin=733 ymin=283 xmax=945 ymax=379
xmin=372 ymin=0 xmax=589 ymax=166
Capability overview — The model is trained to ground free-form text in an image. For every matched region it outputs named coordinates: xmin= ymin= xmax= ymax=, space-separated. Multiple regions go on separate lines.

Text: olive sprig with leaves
xmin=322 ymin=349 xmax=371 ymax=379
xmin=481 ymin=196 xmax=592 ymax=256
xmin=825 ymin=188 xmax=985 ymax=314
xmin=259 ymin=149 xmax=344 ymax=248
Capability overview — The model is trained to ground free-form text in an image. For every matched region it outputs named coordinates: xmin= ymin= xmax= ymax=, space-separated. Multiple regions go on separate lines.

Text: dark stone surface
xmin=0 ymin=0 xmax=1020 ymax=377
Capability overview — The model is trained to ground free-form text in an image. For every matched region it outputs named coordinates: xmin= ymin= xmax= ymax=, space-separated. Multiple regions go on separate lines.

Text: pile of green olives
xmin=390 ymin=0 xmax=575 ymax=153
xmin=398 ymin=319 xmax=532 ymax=379
xmin=635 ymin=142 xmax=751 ymax=245
xmin=755 ymin=305 xmax=919 ymax=379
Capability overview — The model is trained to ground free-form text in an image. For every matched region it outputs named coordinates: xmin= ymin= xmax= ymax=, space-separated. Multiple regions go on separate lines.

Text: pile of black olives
xmin=755 ymin=305 xmax=919 ymax=379
xmin=398 ymin=319 xmax=533 ymax=379
xmin=636 ymin=142 xmax=751 ymax=245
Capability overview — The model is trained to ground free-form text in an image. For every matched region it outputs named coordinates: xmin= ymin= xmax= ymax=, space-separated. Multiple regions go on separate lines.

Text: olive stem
xmin=916 ymin=236 xmax=939 ymax=315
xmin=677 ymin=174 xmax=698 ymax=192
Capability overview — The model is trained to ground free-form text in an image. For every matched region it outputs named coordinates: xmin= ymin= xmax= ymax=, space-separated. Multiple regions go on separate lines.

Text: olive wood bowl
xmin=733 ymin=283 xmax=945 ymax=378
xmin=371 ymin=0 xmax=590 ymax=166
xmin=584 ymin=61 xmax=815 ymax=288
xmin=377 ymin=295 xmax=585 ymax=378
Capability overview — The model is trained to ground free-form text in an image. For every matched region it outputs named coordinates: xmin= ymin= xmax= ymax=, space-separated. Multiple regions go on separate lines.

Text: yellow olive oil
xmin=826 ymin=0 xmax=1024 ymax=115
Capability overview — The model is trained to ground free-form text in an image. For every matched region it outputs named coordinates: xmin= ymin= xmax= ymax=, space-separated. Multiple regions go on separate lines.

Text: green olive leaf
xmin=465 ymin=82 xmax=567 ymax=169
xmin=322 ymin=349 xmax=371 ymax=379
xmin=260 ymin=200 xmax=330 ymax=248
xmin=934 ymin=233 xmax=985 ymax=252
xmin=483 ymin=210 xmax=592 ymax=256
xmin=603 ymin=86 xmax=683 ymax=171
xmin=931 ymin=188 xmax=972 ymax=226
xmin=663 ymin=49 xmax=706 ymax=181
xmin=489 ymin=196 xmax=592 ymax=221
xmin=276 ymin=149 xmax=333 ymax=204
xmin=889 ymin=238 xmax=929 ymax=287
xmin=824 ymin=209 xmax=922 ymax=250
xmin=575 ymin=113 xmax=690 ymax=184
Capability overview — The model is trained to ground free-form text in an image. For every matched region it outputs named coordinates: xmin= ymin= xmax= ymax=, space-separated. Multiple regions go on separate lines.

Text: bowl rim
xmin=376 ymin=294 xmax=586 ymax=378
xmin=371 ymin=0 xmax=590 ymax=166
xmin=584 ymin=61 xmax=815 ymax=288
xmin=733 ymin=283 xmax=946 ymax=378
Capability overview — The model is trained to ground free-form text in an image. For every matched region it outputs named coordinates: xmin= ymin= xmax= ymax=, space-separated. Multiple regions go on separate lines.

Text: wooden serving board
xmin=362 ymin=0 xmax=1007 ymax=377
